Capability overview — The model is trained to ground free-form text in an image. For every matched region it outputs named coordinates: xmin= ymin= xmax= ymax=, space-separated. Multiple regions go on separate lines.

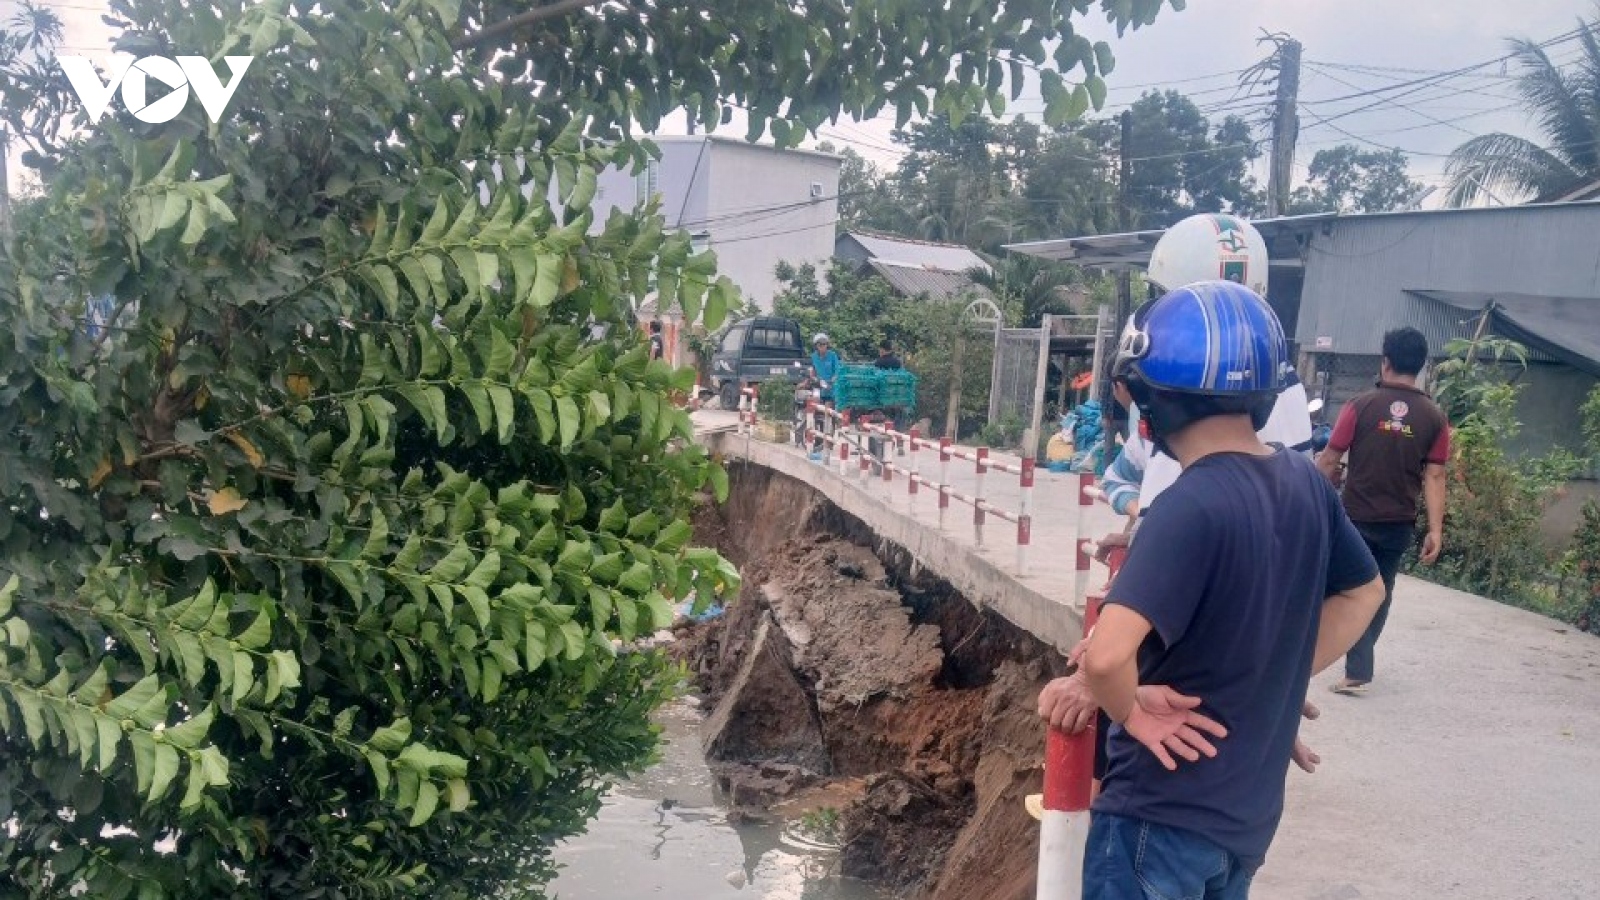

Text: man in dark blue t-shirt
xmin=1076 ymin=281 xmax=1383 ymax=898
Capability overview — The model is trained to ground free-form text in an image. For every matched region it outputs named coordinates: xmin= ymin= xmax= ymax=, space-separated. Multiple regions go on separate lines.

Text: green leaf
xmin=364 ymin=749 xmax=392 ymax=796
xmin=556 ymin=396 xmax=581 ymax=449
xmin=148 ymin=742 xmax=181 ymax=803
xmin=486 ymin=328 xmax=515 ymax=378
xmin=460 ymin=586 xmax=492 ymax=631
xmin=369 ymin=717 xmax=413 ymax=754
xmin=644 ymin=592 xmax=676 ymax=631
xmin=529 ymin=389 xmax=557 ymax=441
xmin=409 ymin=780 xmax=440 ymax=827
xmin=264 ymin=650 xmax=300 ymax=704
xmin=231 ymin=650 xmax=256 ymax=704
xmin=430 ymin=540 xmax=475 ymax=583
xmin=171 ymin=632 xmax=206 ymax=687
xmin=164 ymin=704 xmax=214 ymax=749
xmin=466 ymin=549 xmax=501 ymax=590
xmin=0 ymin=574 xmax=18 ymax=618
xmin=488 ymin=385 xmax=516 ymax=443
xmin=599 ymin=500 xmax=628 ymax=535
xmin=106 ymin=675 xmax=163 ymax=720
xmin=131 ymin=731 xmax=156 ymax=795
xmin=95 ymin=715 xmax=121 ymax=771
xmin=524 ymin=621 xmax=548 ymax=670
xmin=708 ymin=464 xmax=730 ymax=503
xmin=462 ymin=383 xmax=494 ymax=435
xmin=560 ymin=619 xmax=586 ymax=660
xmin=481 ymin=656 xmax=503 ymax=702
xmin=362 ymin=507 xmax=391 ymax=561
xmin=234 ymin=610 xmax=273 ymax=650
xmin=173 ymin=580 xmax=218 ymax=631
xmin=327 ymin=561 xmax=367 ymax=604
xmin=445 ymin=777 xmax=470 ymax=813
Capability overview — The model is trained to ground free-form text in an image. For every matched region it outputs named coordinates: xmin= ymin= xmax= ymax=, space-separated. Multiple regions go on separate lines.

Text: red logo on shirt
xmin=1389 ymin=401 xmax=1410 ymax=419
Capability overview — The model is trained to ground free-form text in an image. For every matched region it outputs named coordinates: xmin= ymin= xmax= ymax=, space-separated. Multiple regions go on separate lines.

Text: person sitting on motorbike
xmin=810 ymin=333 xmax=841 ymax=404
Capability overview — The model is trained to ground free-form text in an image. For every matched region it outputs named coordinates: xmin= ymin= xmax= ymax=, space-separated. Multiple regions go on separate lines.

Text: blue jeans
xmin=1084 ymin=814 xmax=1256 ymax=900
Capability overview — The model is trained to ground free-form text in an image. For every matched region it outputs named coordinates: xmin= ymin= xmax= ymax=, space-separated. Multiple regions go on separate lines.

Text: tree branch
xmin=452 ymin=0 xmax=612 ymax=52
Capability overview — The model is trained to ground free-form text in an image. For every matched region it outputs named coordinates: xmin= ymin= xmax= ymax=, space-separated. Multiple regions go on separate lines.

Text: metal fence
xmin=989 ymin=327 xmax=1046 ymax=439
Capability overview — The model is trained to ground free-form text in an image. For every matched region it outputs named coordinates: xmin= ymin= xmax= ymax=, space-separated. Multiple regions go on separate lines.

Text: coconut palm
xmin=1445 ymin=18 xmax=1600 ymax=207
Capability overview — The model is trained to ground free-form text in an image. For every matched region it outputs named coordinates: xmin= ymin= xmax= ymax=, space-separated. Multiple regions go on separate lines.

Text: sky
xmin=797 ymin=0 xmax=1590 ymax=208
xmin=4 ymin=0 xmax=1594 ymax=206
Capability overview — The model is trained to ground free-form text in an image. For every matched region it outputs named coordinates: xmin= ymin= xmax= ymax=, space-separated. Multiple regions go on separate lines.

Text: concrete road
xmin=694 ymin=409 xmax=1600 ymax=896
xmin=1260 ymin=575 xmax=1600 ymax=899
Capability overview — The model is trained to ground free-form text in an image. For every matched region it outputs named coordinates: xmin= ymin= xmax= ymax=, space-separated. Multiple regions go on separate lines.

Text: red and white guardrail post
xmin=938 ymin=437 xmax=952 ymax=532
xmin=1036 ymin=471 xmax=1106 ymax=900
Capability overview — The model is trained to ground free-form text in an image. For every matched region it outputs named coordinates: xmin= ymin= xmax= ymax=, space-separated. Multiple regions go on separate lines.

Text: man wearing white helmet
xmin=1134 ymin=214 xmax=1315 ymax=512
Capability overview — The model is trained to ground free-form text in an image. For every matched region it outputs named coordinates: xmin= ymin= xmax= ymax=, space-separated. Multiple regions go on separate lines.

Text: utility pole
xmin=1116 ymin=110 xmax=1133 ymax=322
xmin=1265 ymin=38 xmax=1302 ymax=218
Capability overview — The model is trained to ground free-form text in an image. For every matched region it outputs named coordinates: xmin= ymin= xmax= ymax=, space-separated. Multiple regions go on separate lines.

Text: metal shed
xmin=1007 ymin=203 xmax=1600 ymax=459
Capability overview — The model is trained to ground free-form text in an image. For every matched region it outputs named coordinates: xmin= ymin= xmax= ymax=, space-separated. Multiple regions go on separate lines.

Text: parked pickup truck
xmin=709 ymin=316 xmax=808 ymax=410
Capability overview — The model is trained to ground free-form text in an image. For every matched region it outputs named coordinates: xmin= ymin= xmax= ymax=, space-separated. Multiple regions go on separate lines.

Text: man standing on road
xmin=1317 ymin=327 xmax=1450 ymax=696
xmin=1050 ymin=281 xmax=1383 ymax=898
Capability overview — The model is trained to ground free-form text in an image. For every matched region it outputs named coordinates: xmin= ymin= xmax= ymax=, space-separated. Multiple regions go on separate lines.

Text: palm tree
xmin=1445 ymin=17 xmax=1600 ymax=207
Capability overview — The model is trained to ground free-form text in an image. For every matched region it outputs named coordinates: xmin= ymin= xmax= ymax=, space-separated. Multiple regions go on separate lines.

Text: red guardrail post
xmin=908 ymin=428 xmax=921 ymax=498
xmin=838 ymin=411 xmax=852 ymax=478
xmin=1039 ymin=591 xmax=1101 ymax=900
xmin=973 ymin=447 xmax=989 ymax=548
xmin=937 ymin=437 xmax=952 ymax=532
xmin=1017 ymin=457 xmax=1035 ymax=577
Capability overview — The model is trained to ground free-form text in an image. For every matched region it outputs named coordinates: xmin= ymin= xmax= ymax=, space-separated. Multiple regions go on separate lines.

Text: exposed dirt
xmin=681 ymin=461 xmax=1069 ymax=900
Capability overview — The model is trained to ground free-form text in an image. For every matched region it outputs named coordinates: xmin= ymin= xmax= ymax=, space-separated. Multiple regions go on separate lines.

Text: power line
xmin=1299 ymin=25 xmax=1586 ymax=110
xmin=1301 ymin=62 xmax=1478 ymax=137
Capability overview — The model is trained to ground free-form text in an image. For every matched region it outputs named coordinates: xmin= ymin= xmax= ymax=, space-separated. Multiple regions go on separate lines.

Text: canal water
xmin=549 ymin=697 xmax=886 ymax=900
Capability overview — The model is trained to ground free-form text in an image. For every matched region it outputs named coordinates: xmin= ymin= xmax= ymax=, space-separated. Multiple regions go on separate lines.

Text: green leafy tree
xmin=1289 ymin=145 xmax=1424 ymax=214
xmin=819 ymin=143 xmax=908 ymax=236
xmin=1085 ymin=90 xmax=1264 ymax=227
xmin=0 ymin=0 xmax=1181 ymax=896
xmin=1446 ymin=8 xmax=1600 ymax=206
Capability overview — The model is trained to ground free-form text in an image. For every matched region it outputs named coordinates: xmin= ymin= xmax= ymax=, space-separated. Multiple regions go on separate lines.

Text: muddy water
xmin=550 ymin=697 xmax=886 ymax=900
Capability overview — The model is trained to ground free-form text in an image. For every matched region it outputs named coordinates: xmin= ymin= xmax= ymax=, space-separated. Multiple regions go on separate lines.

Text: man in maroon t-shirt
xmin=1316 ymin=327 xmax=1450 ymax=695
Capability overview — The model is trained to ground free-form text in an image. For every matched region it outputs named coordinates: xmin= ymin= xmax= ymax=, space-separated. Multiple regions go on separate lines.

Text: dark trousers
xmin=1345 ymin=521 xmax=1415 ymax=683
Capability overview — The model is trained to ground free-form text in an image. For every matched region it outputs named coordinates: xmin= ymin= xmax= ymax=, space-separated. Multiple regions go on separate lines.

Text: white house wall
xmin=571 ymin=137 xmax=839 ymax=313
xmin=700 ymin=141 xmax=839 ymax=311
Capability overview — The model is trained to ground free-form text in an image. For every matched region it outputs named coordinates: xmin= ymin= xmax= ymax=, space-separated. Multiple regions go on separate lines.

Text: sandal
xmin=1329 ymin=679 xmax=1370 ymax=696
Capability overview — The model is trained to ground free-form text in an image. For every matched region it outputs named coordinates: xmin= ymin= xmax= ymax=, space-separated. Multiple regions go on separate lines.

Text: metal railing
xmin=793 ymin=400 xmax=1037 ymax=577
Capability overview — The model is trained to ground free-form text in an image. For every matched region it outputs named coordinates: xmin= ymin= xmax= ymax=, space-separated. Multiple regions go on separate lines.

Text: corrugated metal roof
xmin=866 ymin=260 xmax=992 ymax=300
xmin=1296 ymin=203 xmax=1600 ymax=357
xmin=1003 ymin=214 xmax=1333 ymax=269
xmin=843 ymin=232 xmax=992 ymax=274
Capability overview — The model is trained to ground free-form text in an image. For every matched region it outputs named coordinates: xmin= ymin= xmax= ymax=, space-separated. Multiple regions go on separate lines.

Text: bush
xmin=1421 ymin=341 xmax=1580 ymax=604
xmin=1554 ymin=499 xmax=1600 ymax=632
xmin=757 ymin=378 xmax=795 ymax=421
xmin=975 ymin=414 xmax=1026 ymax=449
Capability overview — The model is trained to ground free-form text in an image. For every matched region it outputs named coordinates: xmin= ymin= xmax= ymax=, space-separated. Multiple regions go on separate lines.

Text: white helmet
xmin=1147 ymin=213 xmax=1270 ymax=297
xmin=813 ymin=332 xmax=830 ymax=346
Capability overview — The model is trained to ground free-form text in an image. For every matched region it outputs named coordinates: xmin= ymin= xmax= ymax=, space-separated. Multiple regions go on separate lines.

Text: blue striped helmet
xmin=1117 ymin=280 xmax=1290 ymax=395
